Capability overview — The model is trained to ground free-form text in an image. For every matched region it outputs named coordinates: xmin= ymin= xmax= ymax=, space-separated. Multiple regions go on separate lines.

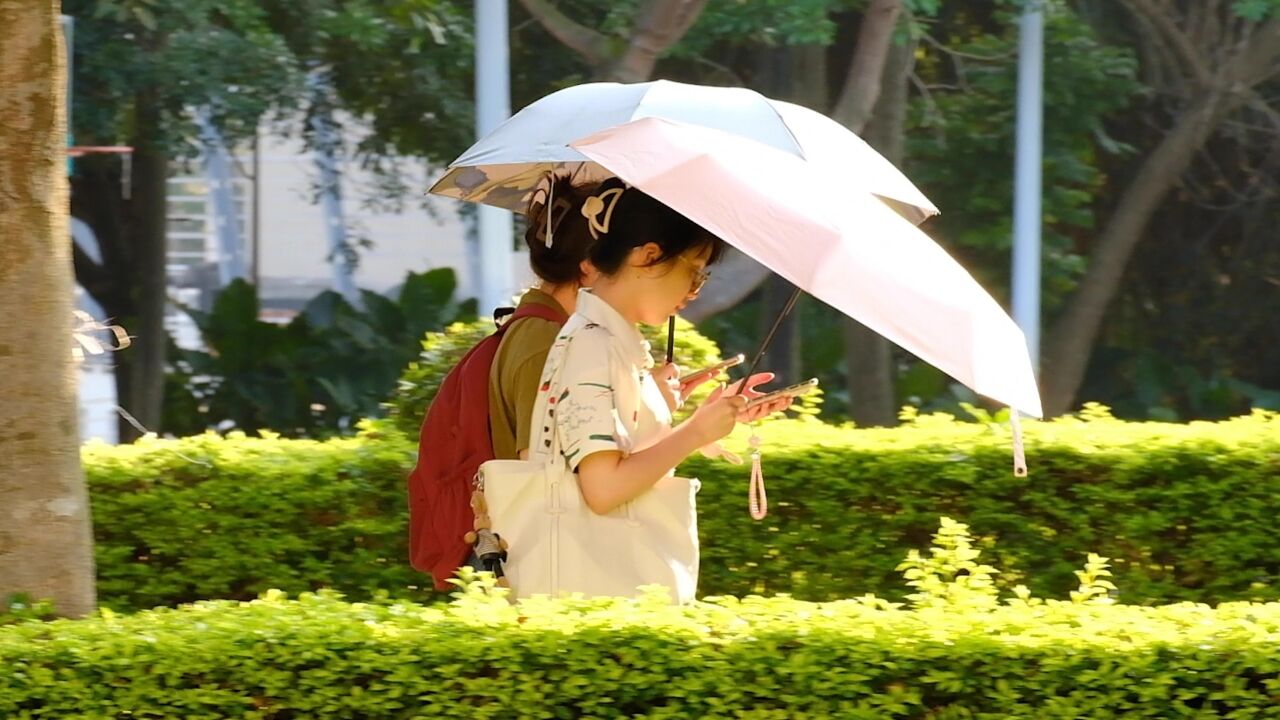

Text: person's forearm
xmin=578 ymin=422 xmax=706 ymax=514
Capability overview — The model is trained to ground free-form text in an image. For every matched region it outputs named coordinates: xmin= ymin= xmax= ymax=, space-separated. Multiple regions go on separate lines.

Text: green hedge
xmin=85 ymin=408 xmax=1280 ymax=611
xmin=4 ymin=583 xmax=1280 ymax=718
xmin=85 ymin=427 xmax=427 ymax=612
xmin=387 ymin=315 xmax=727 ymax=436
xmin=689 ymin=407 xmax=1280 ymax=605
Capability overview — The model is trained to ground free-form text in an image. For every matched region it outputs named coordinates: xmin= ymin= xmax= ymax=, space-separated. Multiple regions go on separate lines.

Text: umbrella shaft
xmin=667 ymin=316 xmax=676 ymax=364
xmin=738 ymin=287 xmax=802 ymax=394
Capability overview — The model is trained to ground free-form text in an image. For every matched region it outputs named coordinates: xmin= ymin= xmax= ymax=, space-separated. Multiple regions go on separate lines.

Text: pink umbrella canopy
xmin=571 ymin=116 xmax=1043 ymax=423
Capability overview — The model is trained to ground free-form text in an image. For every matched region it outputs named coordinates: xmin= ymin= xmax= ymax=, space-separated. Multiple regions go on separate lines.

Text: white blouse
xmin=530 ymin=289 xmax=674 ymax=469
xmin=522 ymin=289 xmax=700 ymax=603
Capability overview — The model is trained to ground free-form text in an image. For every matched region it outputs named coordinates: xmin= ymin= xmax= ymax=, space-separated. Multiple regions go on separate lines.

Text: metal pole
xmin=1012 ymin=1 xmax=1044 ymax=369
xmin=251 ymin=131 xmax=261 ymax=288
xmin=475 ymin=0 xmax=514 ymax=316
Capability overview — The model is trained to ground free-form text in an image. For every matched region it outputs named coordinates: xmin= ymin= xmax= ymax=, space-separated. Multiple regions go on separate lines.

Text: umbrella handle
xmin=666 ymin=316 xmax=676 ymax=364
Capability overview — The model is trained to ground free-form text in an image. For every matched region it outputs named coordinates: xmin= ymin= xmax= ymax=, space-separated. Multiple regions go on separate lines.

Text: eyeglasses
xmin=676 ymin=255 xmax=711 ymax=295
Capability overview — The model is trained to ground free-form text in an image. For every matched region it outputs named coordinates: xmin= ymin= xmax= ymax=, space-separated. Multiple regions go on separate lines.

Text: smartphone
xmin=744 ymin=378 xmax=819 ymax=409
xmin=679 ymin=353 xmax=745 ymax=385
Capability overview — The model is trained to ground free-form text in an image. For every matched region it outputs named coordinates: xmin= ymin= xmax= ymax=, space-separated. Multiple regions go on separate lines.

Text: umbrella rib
xmin=764 ymin=101 xmax=807 ymax=161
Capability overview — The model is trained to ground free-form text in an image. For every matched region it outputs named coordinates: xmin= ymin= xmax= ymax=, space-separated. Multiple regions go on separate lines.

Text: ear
xmin=578 ymin=259 xmax=599 ymax=286
xmin=632 ymin=242 xmax=663 ymax=267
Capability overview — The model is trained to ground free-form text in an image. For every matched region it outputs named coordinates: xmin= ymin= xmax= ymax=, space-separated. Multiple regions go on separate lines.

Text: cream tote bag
xmin=478 ymin=325 xmax=700 ymax=603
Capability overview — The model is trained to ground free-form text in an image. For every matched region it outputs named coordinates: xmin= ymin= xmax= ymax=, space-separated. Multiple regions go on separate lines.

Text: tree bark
xmin=685 ymin=3 xmax=905 ymax=321
xmin=843 ymin=29 xmax=915 ymax=427
xmin=829 ymin=0 xmax=902 ymax=133
xmin=0 ymin=0 xmax=97 ymax=617
xmin=518 ymin=0 xmax=710 ymax=82
xmin=116 ymin=100 xmax=170 ymax=441
xmin=612 ymin=0 xmax=710 ymax=82
xmin=515 ymin=0 xmax=613 ymax=66
xmin=1040 ymin=16 xmax=1280 ymax=416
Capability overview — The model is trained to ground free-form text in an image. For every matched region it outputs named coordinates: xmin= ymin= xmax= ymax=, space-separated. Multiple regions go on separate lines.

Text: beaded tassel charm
xmin=748 ymin=429 xmax=767 ymax=520
xmin=1010 ymin=409 xmax=1028 ymax=477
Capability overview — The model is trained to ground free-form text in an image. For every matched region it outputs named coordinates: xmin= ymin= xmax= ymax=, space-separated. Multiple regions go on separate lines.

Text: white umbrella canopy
xmin=768 ymin=99 xmax=938 ymax=226
xmin=428 ymin=79 xmax=937 ymax=226
xmin=569 ymin=116 xmax=1043 ymax=423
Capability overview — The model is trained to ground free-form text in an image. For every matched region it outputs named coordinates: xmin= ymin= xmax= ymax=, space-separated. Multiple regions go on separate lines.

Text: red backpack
xmin=407 ymin=302 xmax=568 ymax=590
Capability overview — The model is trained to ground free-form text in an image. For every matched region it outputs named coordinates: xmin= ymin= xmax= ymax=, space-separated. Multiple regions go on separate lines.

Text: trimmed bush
xmin=5 ymin=578 xmax=1280 ymax=718
xmin=387 ymin=315 xmax=726 ymax=436
xmin=85 ymin=426 xmax=430 ymax=612
xmin=85 ymin=409 xmax=1280 ymax=611
xmin=689 ymin=407 xmax=1280 ymax=605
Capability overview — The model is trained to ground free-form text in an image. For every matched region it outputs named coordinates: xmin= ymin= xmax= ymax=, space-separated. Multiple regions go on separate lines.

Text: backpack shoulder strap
xmin=508 ymin=301 xmax=568 ymax=326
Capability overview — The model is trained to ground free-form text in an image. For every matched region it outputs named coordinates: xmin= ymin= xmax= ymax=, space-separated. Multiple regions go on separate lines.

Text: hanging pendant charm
xmin=748 ymin=431 xmax=767 ymax=520
xmin=1010 ymin=408 xmax=1028 ymax=477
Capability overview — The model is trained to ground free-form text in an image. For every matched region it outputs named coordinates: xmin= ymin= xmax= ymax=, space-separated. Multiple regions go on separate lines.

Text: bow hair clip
xmin=581 ymin=185 xmax=626 ymax=240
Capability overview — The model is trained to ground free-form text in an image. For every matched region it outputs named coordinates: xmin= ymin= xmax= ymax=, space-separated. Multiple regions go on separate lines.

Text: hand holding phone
xmin=743 ymin=378 xmax=819 ymax=410
xmin=679 ymin=353 xmax=745 ymax=386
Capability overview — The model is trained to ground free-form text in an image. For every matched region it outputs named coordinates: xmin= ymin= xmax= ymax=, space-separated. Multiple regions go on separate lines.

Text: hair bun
xmin=523 ymin=175 xmax=601 ymax=285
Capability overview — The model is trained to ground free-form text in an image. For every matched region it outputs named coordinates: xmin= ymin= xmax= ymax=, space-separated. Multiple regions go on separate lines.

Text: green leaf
xmin=133 ymin=5 xmax=158 ymax=31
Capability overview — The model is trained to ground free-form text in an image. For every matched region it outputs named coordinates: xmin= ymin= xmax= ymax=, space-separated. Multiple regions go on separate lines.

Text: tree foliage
xmin=164 ymin=270 xmax=476 ymax=438
xmin=65 ymin=0 xmax=1280 ymax=431
xmin=68 ymin=0 xmax=480 ymax=440
xmin=69 ymin=0 xmax=302 ymax=152
xmin=907 ymin=0 xmax=1140 ymax=313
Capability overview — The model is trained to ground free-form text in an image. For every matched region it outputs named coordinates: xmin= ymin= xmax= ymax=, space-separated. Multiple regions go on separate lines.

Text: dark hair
xmin=580 ymin=177 xmax=726 ymax=277
xmin=524 ymin=174 xmax=600 ymax=285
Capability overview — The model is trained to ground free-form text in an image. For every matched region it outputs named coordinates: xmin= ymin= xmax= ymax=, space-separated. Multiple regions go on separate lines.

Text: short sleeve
xmin=552 ymin=327 xmax=629 ymax=470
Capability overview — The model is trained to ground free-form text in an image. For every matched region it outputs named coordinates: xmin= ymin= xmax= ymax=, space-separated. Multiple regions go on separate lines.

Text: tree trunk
xmin=518 ymin=0 xmax=710 ymax=82
xmin=829 ymin=0 xmax=902 ymax=133
xmin=1040 ymin=16 xmax=1280 ymax=415
xmin=0 ymin=0 xmax=97 ymax=617
xmin=1040 ymin=91 xmax=1242 ymax=415
xmin=842 ymin=31 xmax=915 ymax=427
xmin=610 ymin=0 xmax=710 ymax=82
xmin=117 ymin=101 xmax=170 ymax=441
xmin=685 ymin=3 xmax=905 ymax=321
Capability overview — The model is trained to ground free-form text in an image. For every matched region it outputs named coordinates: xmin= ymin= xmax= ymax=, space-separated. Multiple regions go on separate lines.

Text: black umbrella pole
xmin=737 ymin=287 xmax=802 ymax=395
xmin=666 ymin=316 xmax=676 ymax=364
